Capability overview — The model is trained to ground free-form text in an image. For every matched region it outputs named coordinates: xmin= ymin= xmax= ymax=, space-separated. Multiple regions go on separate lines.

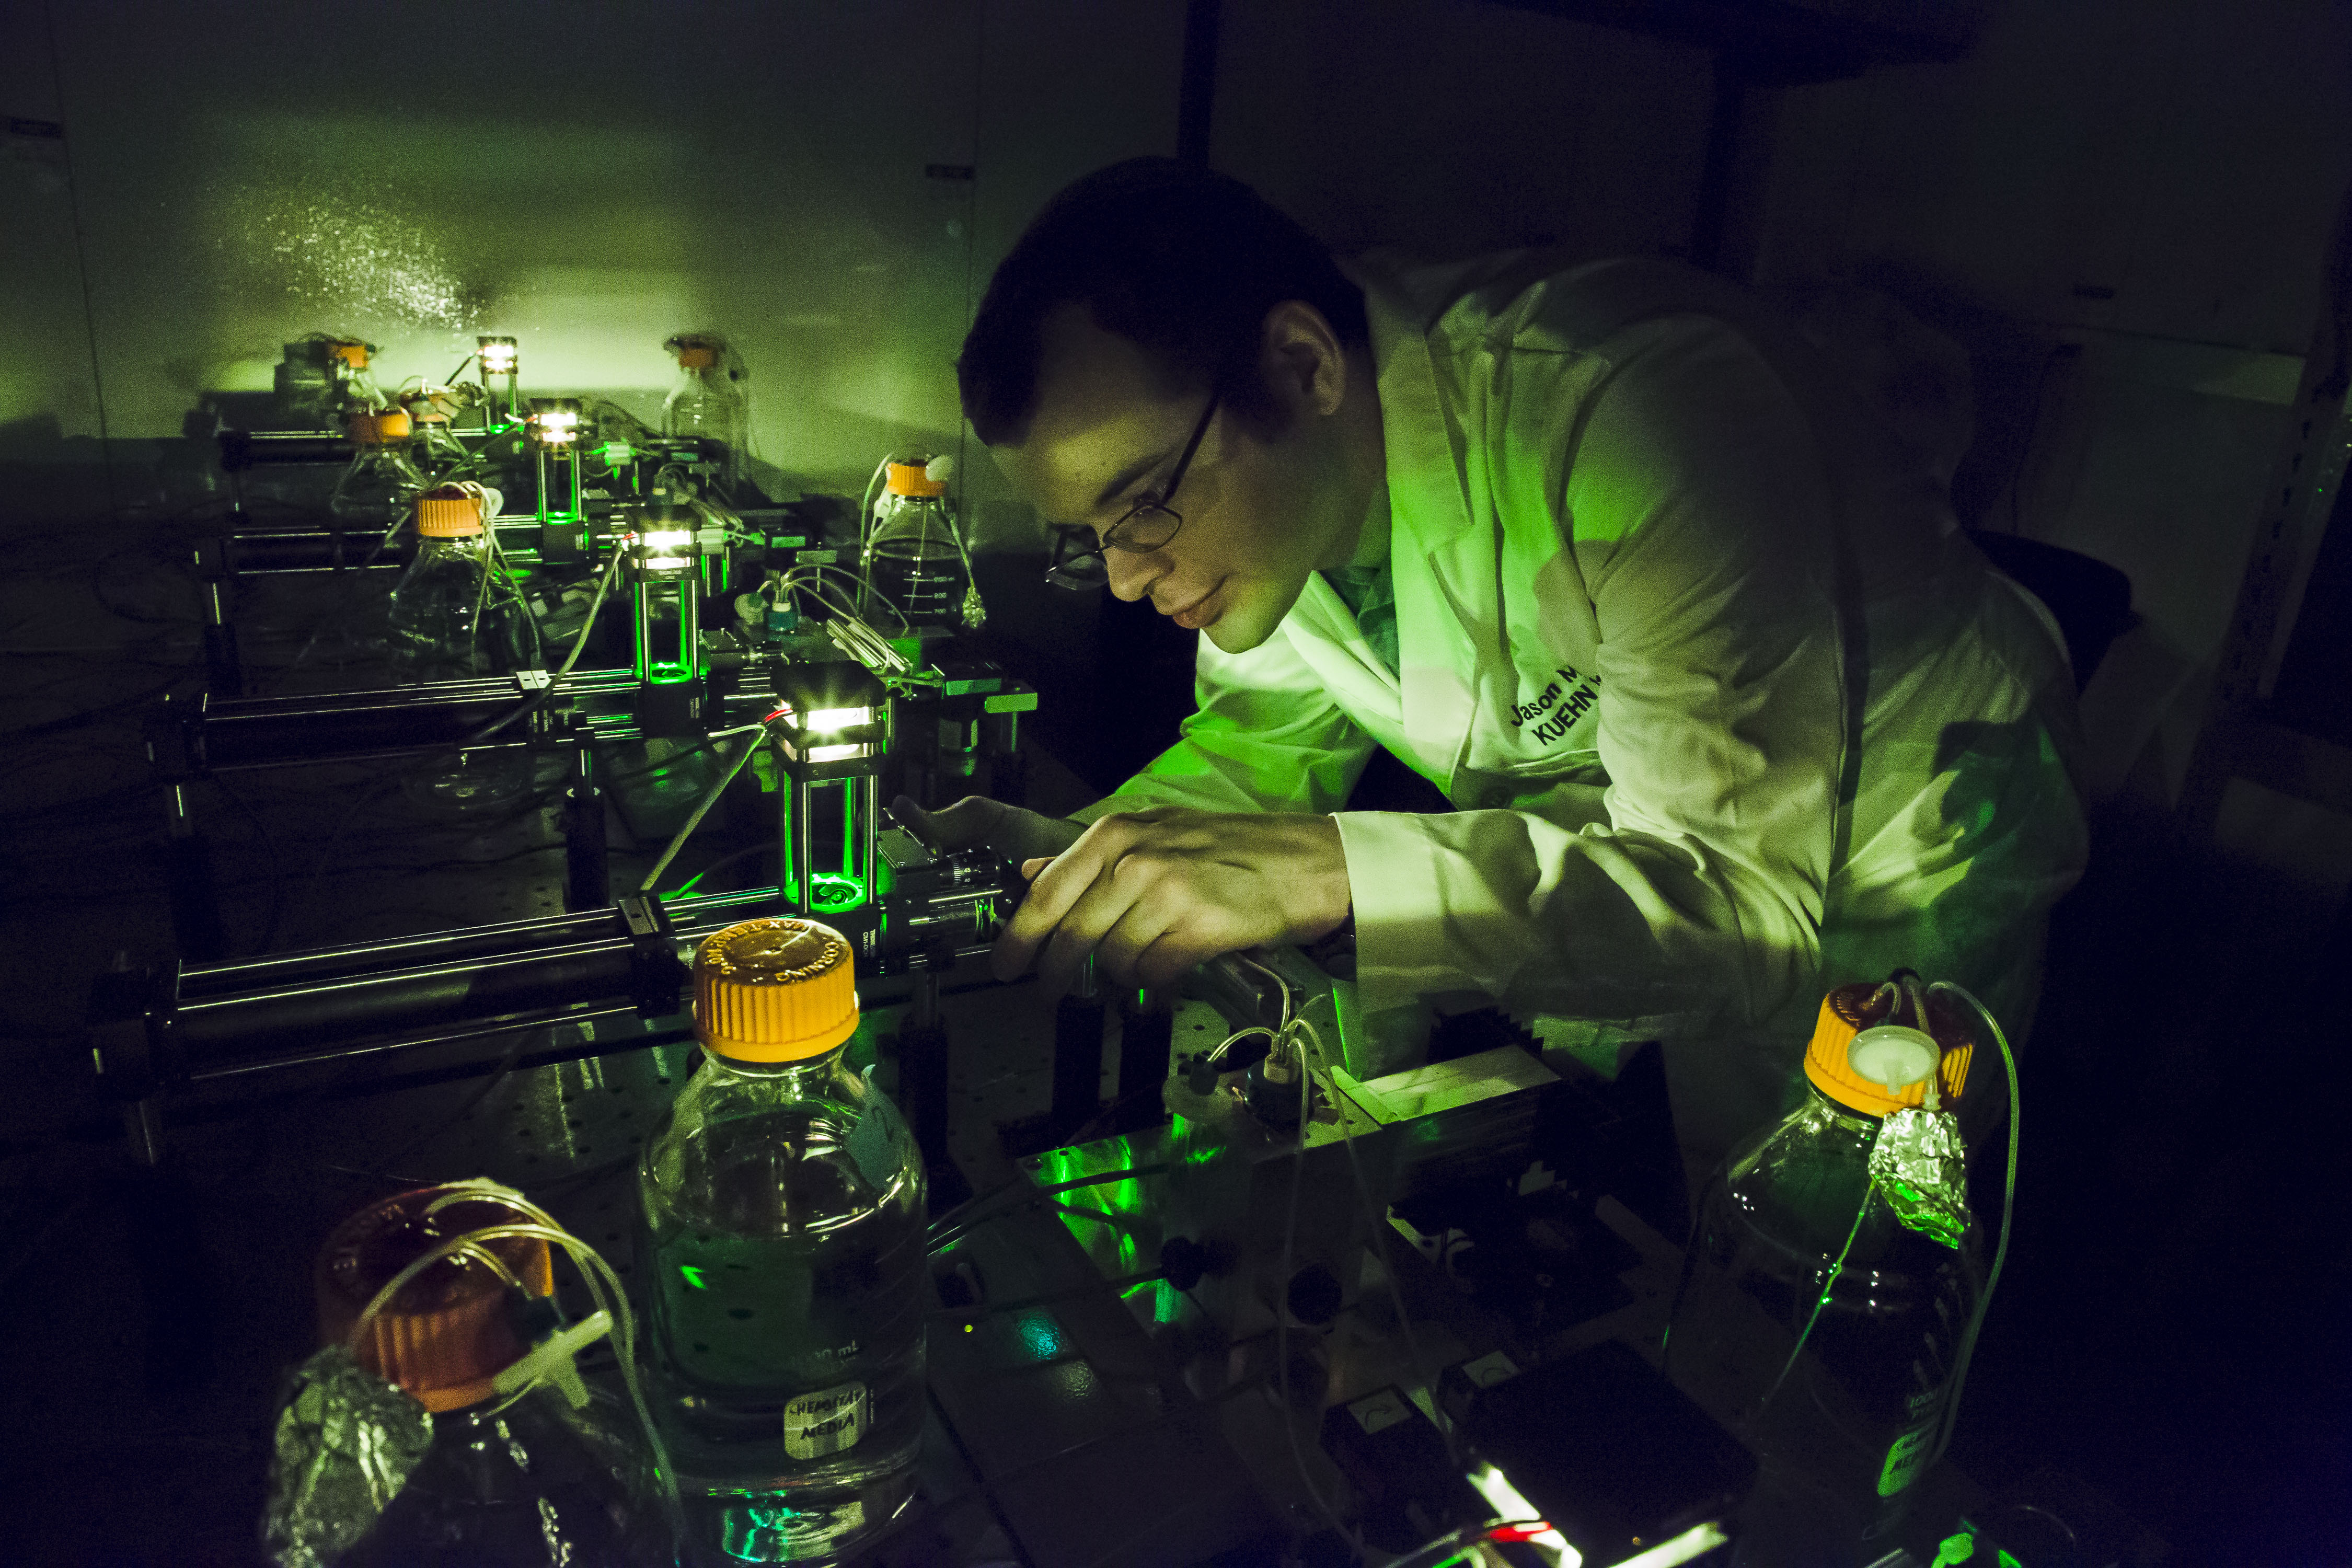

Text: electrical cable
xmin=926 ymin=1163 xmax=1174 ymax=1256
xmin=0 ymin=675 xmax=190 ymax=746
xmin=1294 ymin=1011 xmax=1444 ymax=1461
xmin=459 ymin=547 xmax=625 ymax=746
xmin=210 ymin=775 xmax=286 ymax=955
xmin=602 ymin=735 xmax=729 ymax=786
xmin=635 ymin=718 xmax=778 ymax=895
xmin=927 ymin=1267 xmax=1165 ymax=1322
xmin=268 ymin=513 xmax=408 ymax=694
xmin=658 ymin=841 xmax=770 ymax=900
xmin=358 ymin=1192 xmax=686 ymax=1542
xmin=355 ymin=1030 xmax=535 ymax=1181
xmin=1926 ymin=979 xmax=2021 ymax=1470
xmin=1275 ymin=1042 xmax=1358 ymax=1549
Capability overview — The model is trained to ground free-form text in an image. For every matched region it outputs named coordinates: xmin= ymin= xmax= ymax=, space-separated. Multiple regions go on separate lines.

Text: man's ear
xmin=1260 ymin=299 xmax=1348 ymax=418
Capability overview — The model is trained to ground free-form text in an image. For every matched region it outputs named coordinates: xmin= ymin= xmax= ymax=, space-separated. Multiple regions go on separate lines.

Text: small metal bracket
xmin=614 ymin=894 xmax=688 ymax=1019
xmin=87 ymin=965 xmax=177 ymax=1102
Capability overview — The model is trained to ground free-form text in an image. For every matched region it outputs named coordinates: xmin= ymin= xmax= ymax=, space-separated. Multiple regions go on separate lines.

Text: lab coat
xmin=1077 ymin=253 xmax=2089 ymax=1169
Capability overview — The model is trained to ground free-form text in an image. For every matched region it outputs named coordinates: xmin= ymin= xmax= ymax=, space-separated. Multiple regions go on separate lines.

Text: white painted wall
xmin=0 ymin=0 xmax=1183 ymax=533
xmin=1751 ymin=0 xmax=2352 ymax=810
xmin=1210 ymin=0 xmax=1714 ymax=264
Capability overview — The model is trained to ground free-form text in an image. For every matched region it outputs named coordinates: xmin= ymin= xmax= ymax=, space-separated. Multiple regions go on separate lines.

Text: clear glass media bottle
xmin=386 ymin=486 xmax=534 ymax=683
xmin=330 ymin=408 xmax=425 ymax=538
xmin=662 ymin=334 xmax=748 ymax=484
xmin=386 ymin=485 xmax=534 ymax=815
xmin=862 ymin=461 xmax=973 ymax=628
xmin=638 ymin=918 xmax=927 ymax=1563
xmin=1664 ymin=983 xmax=1986 ymax=1564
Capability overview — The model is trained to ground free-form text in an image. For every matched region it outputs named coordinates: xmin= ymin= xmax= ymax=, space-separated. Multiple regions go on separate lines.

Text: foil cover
xmin=261 ymin=1345 xmax=434 ymax=1568
xmin=1869 ymin=1106 xmax=1973 ymax=1250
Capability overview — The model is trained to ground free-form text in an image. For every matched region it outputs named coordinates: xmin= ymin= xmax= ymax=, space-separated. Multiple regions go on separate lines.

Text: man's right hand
xmin=891 ymin=795 xmax=1087 ymax=867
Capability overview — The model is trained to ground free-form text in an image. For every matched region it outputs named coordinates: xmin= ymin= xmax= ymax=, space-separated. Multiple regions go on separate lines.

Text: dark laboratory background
xmin=2 ymin=2 xmax=2349 ymax=1565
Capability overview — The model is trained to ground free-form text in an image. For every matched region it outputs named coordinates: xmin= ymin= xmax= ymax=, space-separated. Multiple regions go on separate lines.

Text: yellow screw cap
xmin=695 ymin=918 xmax=858 ymax=1062
xmin=885 ymin=461 xmax=947 ymax=498
xmin=1803 ymin=981 xmax=1972 ymax=1117
xmin=347 ymin=408 xmax=411 ymax=444
xmin=314 ymin=1186 xmax=554 ymax=1414
xmin=415 ymin=486 xmax=486 ymax=537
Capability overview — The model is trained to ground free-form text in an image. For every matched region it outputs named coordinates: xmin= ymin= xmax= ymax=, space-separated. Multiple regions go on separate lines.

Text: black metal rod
xmin=1113 ymin=991 xmax=1173 ymax=1134
xmin=185 ymin=1002 xmax=673 ymax=1085
xmin=564 ymin=745 xmax=608 ymax=913
xmin=1050 ymin=967 xmax=1106 ymax=1140
xmin=172 ymin=942 xmax=640 ymax=1057
xmin=163 ymin=786 xmax=225 ymax=963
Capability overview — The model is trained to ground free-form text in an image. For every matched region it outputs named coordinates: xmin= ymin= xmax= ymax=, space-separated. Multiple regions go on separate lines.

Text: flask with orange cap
xmin=265 ymin=1183 xmax=672 ymax=1566
xmin=1663 ymin=972 xmax=1993 ymax=1562
xmin=637 ymin=917 xmax=926 ymax=1562
xmin=862 ymin=454 xmax=980 ymax=629
xmin=661 ymin=333 xmax=747 ymax=482
xmin=327 ymin=407 xmax=424 ymax=537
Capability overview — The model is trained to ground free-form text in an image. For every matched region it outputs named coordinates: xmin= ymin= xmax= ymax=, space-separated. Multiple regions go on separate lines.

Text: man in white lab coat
xmin=930 ymin=159 xmax=2088 ymax=1169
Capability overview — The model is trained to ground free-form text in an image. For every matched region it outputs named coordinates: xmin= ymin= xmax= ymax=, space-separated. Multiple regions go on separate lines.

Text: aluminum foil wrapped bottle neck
xmin=1803 ymin=981 xmax=1978 ymax=1248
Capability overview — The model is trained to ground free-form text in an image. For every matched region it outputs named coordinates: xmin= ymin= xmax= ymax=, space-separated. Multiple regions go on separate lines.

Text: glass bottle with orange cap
xmin=637 ymin=917 xmax=926 ymax=1562
xmin=1664 ymin=973 xmax=1990 ymax=1563
xmin=862 ymin=456 xmax=980 ymax=629
xmin=387 ymin=483 xmax=537 ymax=814
xmin=328 ymin=408 xmax=425 ymax=540
xmin=386 ymin=483 xmax=535 ymax=684
xmin=269 ymin=1183 xmax=672 ymax=1566
xmin=662 ymin=333 xmax=748 ymax=485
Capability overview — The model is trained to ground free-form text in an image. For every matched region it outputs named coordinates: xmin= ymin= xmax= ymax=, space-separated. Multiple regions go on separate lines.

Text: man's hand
xmin=990 ymin=808 xmax=1352 ymax=996
xmin=891 ymin=795 xmax=1088 ymax=865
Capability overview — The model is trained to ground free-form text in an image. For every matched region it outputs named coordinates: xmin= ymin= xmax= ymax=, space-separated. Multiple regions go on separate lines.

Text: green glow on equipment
xmin=770 ymin=670 xmax=887 ymax=920
xmin=529 ymin=397 xmax=585 ymax=528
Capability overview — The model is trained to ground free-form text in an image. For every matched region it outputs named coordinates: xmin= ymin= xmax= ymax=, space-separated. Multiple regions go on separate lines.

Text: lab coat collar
xmin=1344 ymin=256 xmax=1496 ymax=786
xmin=1355 ymin=259 xmax=1479 ymax=557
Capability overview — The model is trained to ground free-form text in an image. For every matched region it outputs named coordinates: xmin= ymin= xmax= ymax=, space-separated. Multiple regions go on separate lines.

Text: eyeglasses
xmin=1043 ymin=386 xmax=1221 ymax=591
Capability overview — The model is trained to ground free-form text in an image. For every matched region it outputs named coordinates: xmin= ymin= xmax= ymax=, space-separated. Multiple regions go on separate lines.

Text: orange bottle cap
xmin=314 ymin=1186 xmax=554 ymax=1413
xmin=1803 ymin=981 xmax=1973 ymax=1117
xmin=885 ymin=462 xmax=947 ymax=498
xmin=695 ymin=918 xmax=859 ymax=1063
xmin=328 ymin=339 xmax=372 ymax=368
xmin=675 ymin=342 xmax=719 ymax=370
xmin=348 ymin=408 xmax=411 ymax=444
xmin=416 ymin=487 xmax=486 ymax=537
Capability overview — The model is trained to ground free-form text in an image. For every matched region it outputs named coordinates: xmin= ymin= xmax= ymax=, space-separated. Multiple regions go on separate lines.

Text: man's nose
xmin=1102 ymin=546 xmax=1167 ymax=603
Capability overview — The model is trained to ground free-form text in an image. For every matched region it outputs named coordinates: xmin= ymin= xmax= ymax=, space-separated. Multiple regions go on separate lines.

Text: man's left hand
xmin=990 ymin=808 xmax=1352 ymax=996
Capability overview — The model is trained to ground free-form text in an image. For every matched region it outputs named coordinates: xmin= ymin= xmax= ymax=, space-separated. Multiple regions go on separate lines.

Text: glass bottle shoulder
xmin=641 ymin=1051 xmax=921 ymax=1239
xmin=1711 ymin=1096 xmax=1982 ymax=1280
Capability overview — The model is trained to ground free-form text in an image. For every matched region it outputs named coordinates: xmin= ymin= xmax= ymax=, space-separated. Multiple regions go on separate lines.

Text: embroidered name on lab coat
xmin=1509 ymin=665 xmax=1600 ymax=747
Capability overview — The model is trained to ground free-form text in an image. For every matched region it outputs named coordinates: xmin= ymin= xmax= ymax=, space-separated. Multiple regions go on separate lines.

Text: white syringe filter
xmin=1846 ymin=1025 xmax=1942 ymax=1094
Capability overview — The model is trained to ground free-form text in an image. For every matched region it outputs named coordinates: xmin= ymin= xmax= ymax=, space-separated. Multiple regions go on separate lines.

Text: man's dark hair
xmin=958 ymin=159 xmax=1368 ymax=446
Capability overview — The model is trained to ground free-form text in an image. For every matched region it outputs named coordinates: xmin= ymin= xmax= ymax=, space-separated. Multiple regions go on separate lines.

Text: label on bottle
xmin=783 ymin=1379 xmax=869 ymax=1460
xmin=1875 ymin=1400 xmax=1945 ymax=1497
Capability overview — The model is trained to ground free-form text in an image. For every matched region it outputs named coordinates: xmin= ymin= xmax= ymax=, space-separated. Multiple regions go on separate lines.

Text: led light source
xmin=1466 ymin=1462 xmax=1579 ymax=1566
xmin=529 ymin=403 xmax=582 ymax=446
xmin=802 ymin=707 xmax=873 ymax=735
xmin=639 ymin=529 xmax=695 ymax=550
xmin=477 ymin=336 xmax=520 ymax=375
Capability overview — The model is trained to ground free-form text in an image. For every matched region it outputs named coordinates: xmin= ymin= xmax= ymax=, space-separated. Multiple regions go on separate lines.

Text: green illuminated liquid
xmin=1665 ymin=1101 xmax=1981 ymax=1564
xmin=641 ymin=1103 xmax=925 ymax=1563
